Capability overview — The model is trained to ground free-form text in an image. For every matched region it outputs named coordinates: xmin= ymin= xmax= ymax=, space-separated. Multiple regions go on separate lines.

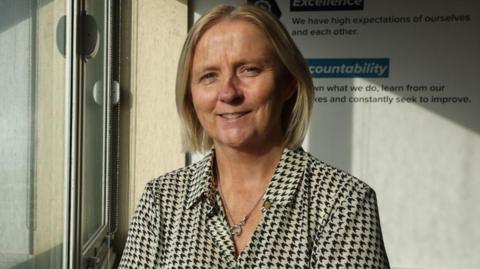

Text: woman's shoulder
xmin=299 ymin=149 xmax=375 ymax=202
xmin=138 ymin=160 xmax=200 ymax=203
xmin=296 ymin=150 xmax=378 ymax=235
xmin=144 ymin=153 xmax=213 ymax=200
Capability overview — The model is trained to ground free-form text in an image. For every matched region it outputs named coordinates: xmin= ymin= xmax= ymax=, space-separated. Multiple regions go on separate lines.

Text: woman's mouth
xmin=218 ymin=111 xmax=250 ymax=120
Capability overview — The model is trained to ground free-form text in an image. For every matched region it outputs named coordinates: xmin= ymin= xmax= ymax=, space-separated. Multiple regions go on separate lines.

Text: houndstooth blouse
xmin=119 ymin=148 xmax=390 ymax=268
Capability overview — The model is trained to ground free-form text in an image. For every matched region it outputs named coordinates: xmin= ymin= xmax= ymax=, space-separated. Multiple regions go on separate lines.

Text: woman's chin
xmin=214 ymin=134 xmax=279 ymax=153
xmin=214 ymin=133 xmax=256 ymax=150
xmin=215 ymin=138 xmax=249 ymax=149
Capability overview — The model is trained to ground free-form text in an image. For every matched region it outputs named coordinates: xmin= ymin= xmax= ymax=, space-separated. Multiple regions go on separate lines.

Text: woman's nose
xmin=218 ymin=76 xmax=243 ymax=104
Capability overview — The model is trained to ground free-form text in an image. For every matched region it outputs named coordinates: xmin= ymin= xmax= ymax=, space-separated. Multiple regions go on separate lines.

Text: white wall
xmin=116 ymin=0 xmax=187 ymax=257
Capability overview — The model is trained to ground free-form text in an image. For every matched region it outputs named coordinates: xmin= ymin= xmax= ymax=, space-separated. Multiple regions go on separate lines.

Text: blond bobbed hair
xmin=175 ymin=4 xmax=313 ymax=152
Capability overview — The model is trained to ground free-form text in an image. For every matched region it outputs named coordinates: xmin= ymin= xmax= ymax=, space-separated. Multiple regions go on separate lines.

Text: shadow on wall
xmin=3 ymin=244 xmax=62 ymax=269
xmin=0 ymin=0 xmax=54 ymax=34
xmin=371 ymin=77 xmax=480 ymax=135
xmin=307 ymin=75 xmax=479 ymax=173
xmin=308 ymin=78 xmax=354 ymax=171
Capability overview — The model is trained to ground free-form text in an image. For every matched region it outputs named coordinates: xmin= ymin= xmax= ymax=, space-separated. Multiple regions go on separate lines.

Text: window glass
xmin=0 ymin=0 xmax=66 ymax=268
xmin=81 ymin=0 xmax=107 ymax=245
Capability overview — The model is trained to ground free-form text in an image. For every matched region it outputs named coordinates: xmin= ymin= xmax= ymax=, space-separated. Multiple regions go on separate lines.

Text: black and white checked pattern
xmin=119 ymin=148 xmax=389 ymax=268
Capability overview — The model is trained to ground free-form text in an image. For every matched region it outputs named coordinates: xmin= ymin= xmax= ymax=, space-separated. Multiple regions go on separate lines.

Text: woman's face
xmin=190 ymin=19 xmax=294 ymax=151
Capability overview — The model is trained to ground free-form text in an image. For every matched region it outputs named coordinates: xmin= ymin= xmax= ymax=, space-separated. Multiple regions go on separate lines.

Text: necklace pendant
xmin=230 ymin=216 xmax=247 ymax=237
xmin=230 ymin=224 xmax=243 ymax=236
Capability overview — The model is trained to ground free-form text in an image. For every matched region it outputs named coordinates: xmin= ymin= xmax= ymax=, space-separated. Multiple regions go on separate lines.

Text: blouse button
xmin=262 ymin=200 xmax=272 ymax=213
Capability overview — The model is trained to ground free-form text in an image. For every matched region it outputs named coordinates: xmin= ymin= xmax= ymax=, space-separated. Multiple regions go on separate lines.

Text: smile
xmin=218 ymin=111 xmax=250 ymax=120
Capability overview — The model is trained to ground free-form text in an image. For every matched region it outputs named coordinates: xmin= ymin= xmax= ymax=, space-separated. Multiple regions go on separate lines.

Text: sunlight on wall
xmin=351 ymin=78 xmax=480 ymax=268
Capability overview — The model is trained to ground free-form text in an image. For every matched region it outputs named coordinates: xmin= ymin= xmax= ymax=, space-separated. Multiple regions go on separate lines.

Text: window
xmin=0 ymin=0 xmax=118 ymax=268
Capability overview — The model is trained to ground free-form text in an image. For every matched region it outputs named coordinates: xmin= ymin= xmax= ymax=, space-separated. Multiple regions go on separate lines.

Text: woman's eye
xmin=200 ymin=72 xmax=216 ymax=82
xmin=240 ymin=66 xmax=260 ymax=76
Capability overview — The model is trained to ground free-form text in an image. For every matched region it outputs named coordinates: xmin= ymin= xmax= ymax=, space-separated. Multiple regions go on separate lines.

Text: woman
xmin=120 ymin=4 xmax=389 ymax=268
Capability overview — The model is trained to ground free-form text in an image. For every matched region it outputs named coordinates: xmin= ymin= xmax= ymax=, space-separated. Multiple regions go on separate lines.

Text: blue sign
xmin=307 ymin=58 xmax=390 ymax=78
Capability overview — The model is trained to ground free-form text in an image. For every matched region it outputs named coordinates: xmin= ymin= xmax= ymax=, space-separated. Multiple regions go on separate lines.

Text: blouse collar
xmin=185 ymin=147 xmax=308 ymax=209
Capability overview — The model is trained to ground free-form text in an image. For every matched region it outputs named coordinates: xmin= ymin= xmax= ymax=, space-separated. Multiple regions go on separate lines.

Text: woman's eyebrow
xmin=192 ymin=54 xmax=274 ymax=73
xmin=192 ymin=64 xmax=219 ymax=75
xmin=241 ymin=55 xmax=278 ymax=67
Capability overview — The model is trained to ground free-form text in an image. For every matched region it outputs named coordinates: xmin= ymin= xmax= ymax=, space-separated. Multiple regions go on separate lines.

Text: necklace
xmin=217 ymin=183 xmax=266 ymax=237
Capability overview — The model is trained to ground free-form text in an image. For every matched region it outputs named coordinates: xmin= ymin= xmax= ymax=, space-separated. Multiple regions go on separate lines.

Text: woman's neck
xmin=214 ymin=143 xmax=284 ymax=191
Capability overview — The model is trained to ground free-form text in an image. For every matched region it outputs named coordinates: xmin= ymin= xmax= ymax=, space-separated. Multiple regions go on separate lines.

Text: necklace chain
xmin=217 ymin=182 xmax=266 ymax=237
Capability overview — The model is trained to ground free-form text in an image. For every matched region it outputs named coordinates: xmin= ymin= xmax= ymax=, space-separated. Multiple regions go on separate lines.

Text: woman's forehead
xmin=203 ymin=20 xmax=269 ymax=46
xmin=192 ymin=20 xmax=275 ymax=65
